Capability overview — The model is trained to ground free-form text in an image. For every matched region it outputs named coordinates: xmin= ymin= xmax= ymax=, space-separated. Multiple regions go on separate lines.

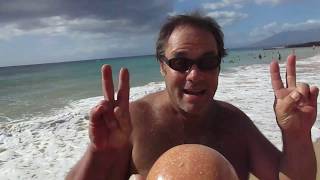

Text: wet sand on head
xmin=146 ymin=144 xmax=239 ymax=180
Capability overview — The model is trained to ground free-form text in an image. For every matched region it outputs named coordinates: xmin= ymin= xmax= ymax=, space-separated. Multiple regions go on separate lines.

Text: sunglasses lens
xmin=168 ymin=58 xmax=191 ymax=72
xmin=164 ymin=55 xmax=220 ymax=72
xmin=198 ymin=56 xmax=220 ymax=70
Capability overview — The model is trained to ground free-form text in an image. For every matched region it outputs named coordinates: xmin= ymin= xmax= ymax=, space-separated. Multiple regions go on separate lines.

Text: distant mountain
xmin=249 ymin=28 xmax=320 ymax=49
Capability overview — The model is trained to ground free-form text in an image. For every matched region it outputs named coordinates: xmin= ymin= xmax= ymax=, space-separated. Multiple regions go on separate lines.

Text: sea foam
xmin=0 ymin=55 xmax=319 ymax=180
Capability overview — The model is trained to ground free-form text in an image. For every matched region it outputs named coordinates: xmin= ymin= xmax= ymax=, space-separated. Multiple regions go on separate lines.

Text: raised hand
xmin=270 ymin=55 xmax=319 ymax=135
xmin=89 ymin=65 xmax=132 ymax=151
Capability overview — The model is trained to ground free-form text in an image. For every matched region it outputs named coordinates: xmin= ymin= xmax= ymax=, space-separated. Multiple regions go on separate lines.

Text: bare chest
xmin=131 ymin=122 xmax=249 ymax=178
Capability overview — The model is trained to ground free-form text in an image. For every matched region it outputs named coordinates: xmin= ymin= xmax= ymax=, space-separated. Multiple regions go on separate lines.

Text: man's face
xmin=160 ymin=25 xmax=220 ymax=115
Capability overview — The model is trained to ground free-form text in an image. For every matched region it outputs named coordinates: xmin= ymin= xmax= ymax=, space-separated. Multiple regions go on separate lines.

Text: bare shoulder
xmin=129 ymin=90 xmax=166 ymax=130
xmin=214 ymin=100 xmax=258 ymax=131
xmin=129 ymin=91 xmax=165 ymax=117
xmin=215 ymin=100 xmax=275 ymax=147
xmin=215 ymin=100 xmax=250 ymax=121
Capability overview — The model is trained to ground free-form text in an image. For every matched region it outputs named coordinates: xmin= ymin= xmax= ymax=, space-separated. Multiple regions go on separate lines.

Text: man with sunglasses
xmin=67 ymin=13 xmax=318 ymax=180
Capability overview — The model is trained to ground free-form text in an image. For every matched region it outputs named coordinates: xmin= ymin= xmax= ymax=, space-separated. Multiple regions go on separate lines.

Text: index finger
xmin=270 ymin=60 xmax=284 ymax=91
xmin=285 ymin=54 xmax=296 ymax=88
xmin=116 ymin=68 xmax=130 ymax=110
xmin=101 ymin=65 xmax=115 ymax=102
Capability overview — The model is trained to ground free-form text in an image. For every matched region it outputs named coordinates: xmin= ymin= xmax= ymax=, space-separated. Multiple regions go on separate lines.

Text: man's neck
xmin=176 ymin=100 xmax=217 ymax=127
xmin=160 ymin=90 xmax=217 ymax=127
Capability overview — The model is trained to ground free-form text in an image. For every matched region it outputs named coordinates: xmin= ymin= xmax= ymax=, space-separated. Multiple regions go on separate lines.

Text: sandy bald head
xmin=146 ymin=144 xmax=239 ymax=180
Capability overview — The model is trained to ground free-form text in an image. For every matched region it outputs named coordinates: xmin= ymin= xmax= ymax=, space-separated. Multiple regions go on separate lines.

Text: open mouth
xmin=183 ymin=89 xmax=206 ymax=96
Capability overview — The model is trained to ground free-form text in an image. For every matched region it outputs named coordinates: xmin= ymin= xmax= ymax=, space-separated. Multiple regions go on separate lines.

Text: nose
xmin=186 ymin=64 xmax=203 ymax=81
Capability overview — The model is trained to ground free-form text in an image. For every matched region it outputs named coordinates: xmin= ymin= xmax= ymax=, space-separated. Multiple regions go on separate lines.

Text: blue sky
xmin=0 ymin=0 xmax=320 ymax=67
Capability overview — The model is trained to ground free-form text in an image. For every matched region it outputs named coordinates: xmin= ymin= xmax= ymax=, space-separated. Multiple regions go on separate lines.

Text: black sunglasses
xmin=160 ymin=55 xmax=221 ymax=72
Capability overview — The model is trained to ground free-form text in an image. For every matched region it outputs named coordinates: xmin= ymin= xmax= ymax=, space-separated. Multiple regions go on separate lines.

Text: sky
xmin=0 ymin=0 xmax=320 ymax=67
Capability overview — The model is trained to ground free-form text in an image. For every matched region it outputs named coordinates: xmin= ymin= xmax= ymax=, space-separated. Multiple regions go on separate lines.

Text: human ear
xmin=160 ymin=61 xmax=166 ymax=76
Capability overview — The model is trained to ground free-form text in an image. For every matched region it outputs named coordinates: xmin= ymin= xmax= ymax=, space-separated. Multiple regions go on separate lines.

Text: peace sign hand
xmin=89 ymin=65 xmax=132 ymax=151
xmin=270 ymin=55 xmax=319 ymax=135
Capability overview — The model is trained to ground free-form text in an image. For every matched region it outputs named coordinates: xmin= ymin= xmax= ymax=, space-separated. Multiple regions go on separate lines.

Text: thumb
xmin=280 ymin=90 xmax=302 ymax=113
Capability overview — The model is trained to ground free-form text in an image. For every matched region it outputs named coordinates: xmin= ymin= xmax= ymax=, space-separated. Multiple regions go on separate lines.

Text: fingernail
xmin=290 ymin=91 xmax=301 ymax=101
xmin=129 ymin=174 xmax=141 ymax=180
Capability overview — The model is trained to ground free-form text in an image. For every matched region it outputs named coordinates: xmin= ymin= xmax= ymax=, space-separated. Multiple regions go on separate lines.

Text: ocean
xmin=0 ymin=47 xmax=320 ymax=179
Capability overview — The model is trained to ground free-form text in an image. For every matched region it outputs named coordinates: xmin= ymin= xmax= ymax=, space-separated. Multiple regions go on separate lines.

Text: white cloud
xmin=203 ymin=0 xmax=247 ymax=10
xmin=207 ymin=11 xmax=248 ymax=26
xmin=281 ymin=19 xmax=320 ymax=31
xmin=0 ymin=14 xmax=156 ymax=65
xmin=203 ymin=2 xmax=227 ymax=10
xmin=0 ymin=16 xmax=140 ymax=41
xmin=250 ymin=22 xmax=279 ymax=39
xmin=254 ymin=0 xmax=287 ymax=5
xmin=203 ymin=0 xmax=289 ymax=11
xmin=249 ymin=19 xmax=320 ymax=41
xmin=0 ymin=0 xmax=173 ymax=66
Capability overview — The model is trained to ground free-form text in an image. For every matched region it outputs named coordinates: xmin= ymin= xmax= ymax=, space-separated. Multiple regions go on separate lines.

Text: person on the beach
xmin=278 ymin=51 xmax=281 ymax=61
xmin=66 ymin=13 xmax=319 ymax=180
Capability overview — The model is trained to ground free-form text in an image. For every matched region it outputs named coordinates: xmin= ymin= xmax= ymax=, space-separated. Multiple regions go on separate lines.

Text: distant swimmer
xmin=258 ymin=54 xmax=262 ymax=60
xmin=278 ymin=52 xmax=281 ymax=61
